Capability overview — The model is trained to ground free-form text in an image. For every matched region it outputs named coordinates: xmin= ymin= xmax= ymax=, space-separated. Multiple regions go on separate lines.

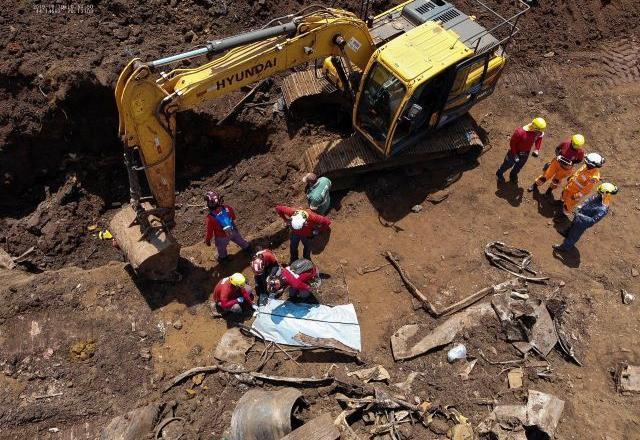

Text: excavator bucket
xmin=109 ymin=205 xmax=180 ymax=281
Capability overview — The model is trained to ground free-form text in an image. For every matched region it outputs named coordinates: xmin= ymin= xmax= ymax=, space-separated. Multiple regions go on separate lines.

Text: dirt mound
xmin=3 ymin=176 xmax=121 ymax=270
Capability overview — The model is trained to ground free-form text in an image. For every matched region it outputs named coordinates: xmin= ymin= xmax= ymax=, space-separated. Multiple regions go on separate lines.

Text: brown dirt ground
xmin=1 ymin=0 xmax=640 ymax=438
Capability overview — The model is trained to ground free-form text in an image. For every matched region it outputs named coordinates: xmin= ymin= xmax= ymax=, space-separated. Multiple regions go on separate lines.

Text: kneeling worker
xmin=303 ymin=173 xmax=332 ymax=215
xmin=267 ymin=258 xmax=320 ymax=301
xmin=553 ymin=182 xmax=618 ymax=252
xmin=210 ymin=273 xmax=254 ymax=316
xmin=251 ymin=249 xmax=281 ymax=305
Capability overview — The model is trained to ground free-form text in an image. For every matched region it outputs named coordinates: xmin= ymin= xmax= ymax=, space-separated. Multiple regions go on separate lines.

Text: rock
xmin=112 ymin=27 xmax=130 ymax=41
xmin=339 ymin=259 xmax=348 ymax=265
xmin=622 ymin=290 xmax=635 ymax=305
xmin=173 ymin=320 xmax=183 ymax=330
xmin=183 ymin=30 xmax=196 ymax=43
xmin=70 ymin=340 xmax=96 ymax=361
xmin=632 ymin=268 xmax=639 ymax=277
xmin=101 ymin=404 xmax=163 ymax=440
xmin=543 ymin=51 xmax=555 ymax=57
xmin=617 ymin=364 xmax=640 ymax=392
xmin=411 ymin=204 xmax=423 ymax=213
xmin=140 ymin=348 xmax=152 ymax=360
xmin=429 ymin=418 xmax=450 ymax=435
xmin=448 ymin=424 xmax=473 ymax=440
xmin=508 ymin=368 xmax=524 ymax=389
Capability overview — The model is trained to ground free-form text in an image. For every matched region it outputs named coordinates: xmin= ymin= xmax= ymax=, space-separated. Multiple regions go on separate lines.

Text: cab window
xmin=356 ymin=63 xmax=406 ymax=143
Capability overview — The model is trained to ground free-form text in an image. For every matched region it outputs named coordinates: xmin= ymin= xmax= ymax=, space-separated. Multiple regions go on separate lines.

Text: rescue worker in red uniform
xmin=275 ymin=205 xmax=331 ymax=263
xmin=529 ymin=134 xmax=585 ymax=194
xmin=267 ymin=258 xmax=319 ymax=300
xmin=251 ymin=249 xmax=281 ymax=305
xmin=496 ymin=117 xmax=546 ymax=184
xmin=210 ymin=273 xmax=254 ymax=316
xmin=204 ymin=191 xmax=251 ymax=262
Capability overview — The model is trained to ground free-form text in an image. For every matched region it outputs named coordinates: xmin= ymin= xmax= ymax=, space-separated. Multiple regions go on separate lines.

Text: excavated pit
xmin=0 ymin=75 xmax=299 ymax=270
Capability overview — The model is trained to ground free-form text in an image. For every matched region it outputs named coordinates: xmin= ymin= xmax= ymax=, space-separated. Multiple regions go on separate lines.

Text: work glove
xmin=236 ymin=297 xmax=244 ymax=304
xmin=532 ymin=150 xmax=539 ymax=157
xmin=513 ymin=156 xmax=520 ymax=164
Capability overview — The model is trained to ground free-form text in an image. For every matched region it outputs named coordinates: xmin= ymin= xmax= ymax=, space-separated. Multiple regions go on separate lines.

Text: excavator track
xmin=304 ymin=115 xmax=483 ymax=185
xmin=281 ymin=69 xmax=337 ymax=108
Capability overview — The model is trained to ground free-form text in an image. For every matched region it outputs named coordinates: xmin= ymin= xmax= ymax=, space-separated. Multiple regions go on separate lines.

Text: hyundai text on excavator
xmin=112 ymin=0 xmax=528 ymax=279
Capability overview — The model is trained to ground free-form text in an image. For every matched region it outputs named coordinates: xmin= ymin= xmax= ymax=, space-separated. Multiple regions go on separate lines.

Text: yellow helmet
xmin=571 ymin=134 xmax=585 ymax=148
xmin=229 ymin=273 xmax=246 ymax=286
xmin=597 ymin=182 xmax=618 ymax=195
xmin=531 ymin=117 xmax=547 ymax=131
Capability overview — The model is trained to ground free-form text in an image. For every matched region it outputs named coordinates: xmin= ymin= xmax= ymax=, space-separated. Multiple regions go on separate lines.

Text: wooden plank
xmin=280 ymin=414 xmax=340 ymax=440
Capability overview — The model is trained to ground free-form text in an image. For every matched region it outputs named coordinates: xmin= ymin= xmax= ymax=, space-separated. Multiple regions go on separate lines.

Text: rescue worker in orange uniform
xmin=561 ymin=152 xmax=604 ymax=215
xmin=529 ymin=134 xmax=585 ymax=194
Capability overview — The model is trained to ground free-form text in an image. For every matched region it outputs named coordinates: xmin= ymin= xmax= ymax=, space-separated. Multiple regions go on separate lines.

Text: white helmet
xmin=290 ymin=211 xmax=307 ymax=230
xmin=585 ymin=152 xmax=604 ymax=168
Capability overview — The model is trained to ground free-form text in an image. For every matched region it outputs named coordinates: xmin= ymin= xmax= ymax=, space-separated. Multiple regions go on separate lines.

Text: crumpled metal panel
xmin=230 ymin=387 xmax=303 ymax=440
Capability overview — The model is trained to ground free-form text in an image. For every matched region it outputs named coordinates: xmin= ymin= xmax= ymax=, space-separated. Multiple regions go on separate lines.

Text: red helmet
xmin=204 ymin=191 xmax=223 ymax=209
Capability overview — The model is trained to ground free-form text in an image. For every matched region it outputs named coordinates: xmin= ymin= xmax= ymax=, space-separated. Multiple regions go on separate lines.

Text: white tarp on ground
xmin=252 ymin=300 xmax=361 ymax=352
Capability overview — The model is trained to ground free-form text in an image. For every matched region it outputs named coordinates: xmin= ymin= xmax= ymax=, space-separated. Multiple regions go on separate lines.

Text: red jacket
xmin=255 ymin=249 xmax=278 ymax=267
xmin=509 ymin=126 xmax=544 ymax=155
xmin=275 ymin=205 xmax=331 ymax=237
xmin=282 ymin=265 xmax=318 ymax=291
xmin=211 ymin=277 xmax=253 ymax=310
xmin=556 ymin=140 xmax=584 ymax=165
xmin=205 ymin=205 xmax=236 ymax=242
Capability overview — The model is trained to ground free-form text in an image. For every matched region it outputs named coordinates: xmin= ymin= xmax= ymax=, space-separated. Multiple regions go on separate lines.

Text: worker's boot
xmin=552 ymin=244 xmax=568 ymax=253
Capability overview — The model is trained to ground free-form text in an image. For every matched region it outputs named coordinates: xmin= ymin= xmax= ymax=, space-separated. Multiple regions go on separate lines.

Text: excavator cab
xmin=353 ymin=19 xmax=507 ymax=158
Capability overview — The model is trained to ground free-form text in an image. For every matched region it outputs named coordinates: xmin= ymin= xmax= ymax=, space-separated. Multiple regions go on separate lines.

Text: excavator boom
xmin=113 ymin=8 xmax=376 ymax=279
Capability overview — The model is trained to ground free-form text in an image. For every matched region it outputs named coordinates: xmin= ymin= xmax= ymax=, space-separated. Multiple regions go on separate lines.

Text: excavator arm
xmin=112 ymin=7 xmax=376 ymax=279
xmin=116 ymin=8 xmax=375 ymax=223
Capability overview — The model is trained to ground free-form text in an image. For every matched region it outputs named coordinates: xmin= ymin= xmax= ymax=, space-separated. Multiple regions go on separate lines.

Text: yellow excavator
xmin=112 ymin=0 xmax=528 ymax=279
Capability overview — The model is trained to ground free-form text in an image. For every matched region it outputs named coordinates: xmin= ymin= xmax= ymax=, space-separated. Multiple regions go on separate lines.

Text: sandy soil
xmin=1 ymin=0 xmax=640 ymax=438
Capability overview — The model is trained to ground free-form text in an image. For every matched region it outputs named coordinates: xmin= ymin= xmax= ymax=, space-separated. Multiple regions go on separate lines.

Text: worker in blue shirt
xmin=303 ymin=173 xmax=332 ymax=214
xmin=553 ymin=182 xmax=618 ymax=252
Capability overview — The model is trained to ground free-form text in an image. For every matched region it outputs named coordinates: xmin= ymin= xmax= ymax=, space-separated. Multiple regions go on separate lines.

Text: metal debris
xmin=477 ymin=390 xmax=564 ymax=439
xmin=346 ymin=365 xmax=390 ymax=383
xmin=280 ymin=413 xmax=340 ymax=440
xmin=526 ymin=301 xmax=558 ymax=357
xmin=485 ymin=241 xmax=549 ymax=282
xmin=230 ymin=388 xmax=304 ymax=440
xmin=526 ymin=390 xmax=565 ymax=437
xmin=391 ymin=302 xmax=496 ymax=361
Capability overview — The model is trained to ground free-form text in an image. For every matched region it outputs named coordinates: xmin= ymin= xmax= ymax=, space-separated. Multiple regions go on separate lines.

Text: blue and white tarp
xmin=252 ymin=300 xmax=361 ymax=352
